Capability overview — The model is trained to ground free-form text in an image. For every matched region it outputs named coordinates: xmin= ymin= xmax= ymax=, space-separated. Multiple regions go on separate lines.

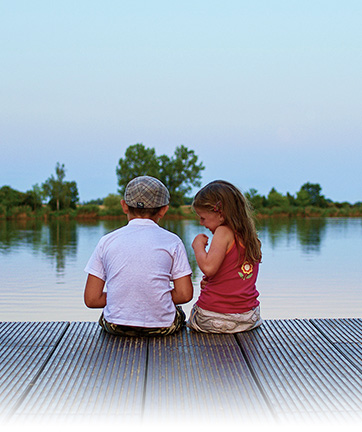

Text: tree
xmin=158 ymin=145 xmax=205 ymax=207
xmin=103 ymin=193 xmax=122 ymax=209
xmin=295 ymin=188 xmax=311 ymax=207
xmin=267 ymin=187 xmax=289 ymax=208
xmin=0 ymin=185 xmax=43 ymax=213
xmin=116 ymin=143 xmax=205 ymax=207
xmin=297 ymin=182 xmax=327 ymax=207
xmin=0 ymin=186 xmax=24 ymax=210
xmin=23 ymin=184 xmax=43 ymax=210
xmin=286 ymin=192 xmax=296 ymax=206
xmin=245 ymin=188 xmax=265 ymax=209
xmin=42 ymin=163 xmax=79 ymax=211
xmin=116 ymin=144 xmax=160 ymax=195
xmin=61 ymin=181 xmax=79 ymax=210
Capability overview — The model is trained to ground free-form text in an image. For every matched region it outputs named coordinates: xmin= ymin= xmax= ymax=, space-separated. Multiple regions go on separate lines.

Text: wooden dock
xmin=1 ymin=318 xmax=362 ymax=427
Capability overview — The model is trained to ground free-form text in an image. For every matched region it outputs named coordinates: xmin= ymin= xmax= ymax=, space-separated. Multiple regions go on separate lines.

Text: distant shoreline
xmin=1 ymin=204 xmax=362 ymax=221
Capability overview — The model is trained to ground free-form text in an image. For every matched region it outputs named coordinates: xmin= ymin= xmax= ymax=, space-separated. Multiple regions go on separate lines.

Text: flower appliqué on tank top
xmin=238 ymin=261 xmax=254 ymax=280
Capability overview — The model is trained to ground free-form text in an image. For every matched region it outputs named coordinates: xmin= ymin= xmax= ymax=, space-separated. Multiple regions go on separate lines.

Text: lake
xmin=0 ymin=217 xmax=361 ymax=322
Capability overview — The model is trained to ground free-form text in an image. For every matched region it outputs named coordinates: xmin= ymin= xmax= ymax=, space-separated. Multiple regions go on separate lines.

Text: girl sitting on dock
xmin=187 ymin=180 xmax=263 ymax=333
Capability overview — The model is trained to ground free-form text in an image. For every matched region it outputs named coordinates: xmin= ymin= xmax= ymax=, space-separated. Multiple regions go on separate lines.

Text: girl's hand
xmin=200 ymin=275 xmax=208 ymax=290
xmin=192 ymin=234 xmax=209 ymax=250
xmin=192 ymin=225 xmax=234 ymax=277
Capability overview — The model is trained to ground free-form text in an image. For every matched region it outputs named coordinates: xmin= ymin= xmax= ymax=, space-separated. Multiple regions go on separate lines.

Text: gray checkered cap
xmin=124 ymin=176 xmax=170 ymax=208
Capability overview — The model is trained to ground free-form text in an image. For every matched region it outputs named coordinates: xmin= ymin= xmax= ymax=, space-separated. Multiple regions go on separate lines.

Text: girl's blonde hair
xmin=192 ymin=180 xmax=262 ymax=264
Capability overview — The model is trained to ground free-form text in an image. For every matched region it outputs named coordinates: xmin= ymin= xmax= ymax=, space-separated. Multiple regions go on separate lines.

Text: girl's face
xmin=194 ymin=208 xmax=224 ymax=234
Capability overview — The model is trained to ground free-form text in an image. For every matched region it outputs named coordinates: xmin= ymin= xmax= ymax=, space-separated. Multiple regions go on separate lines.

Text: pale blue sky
xmin=1 ymin=1 xmax=361 ymax=203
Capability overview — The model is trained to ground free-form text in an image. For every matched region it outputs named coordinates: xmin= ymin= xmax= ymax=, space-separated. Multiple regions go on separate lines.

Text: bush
xmin=7 ymin=205 xmax=32 ymax=218
xmin=165 ymin=206 xmax=185 ymax=217
xmin=309 ymin=207 xmax=323 ymax=217
xmin=100 ymin=207 xmax=124 ymax=216
xmin=49 ymin=209 xmax=77 ymax=219
xmin=77 ymin=205 xmax=100 ymax=216
xmin=103 ymin=194 xmax=122 ymax=209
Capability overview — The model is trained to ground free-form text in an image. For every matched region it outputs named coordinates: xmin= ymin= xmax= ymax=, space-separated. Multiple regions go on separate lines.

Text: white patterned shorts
xmin=187 ymin=304 xmax=262 ymax=334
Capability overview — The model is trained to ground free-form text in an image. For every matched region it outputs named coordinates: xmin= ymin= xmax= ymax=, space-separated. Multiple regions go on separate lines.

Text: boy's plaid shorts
xmin=98 ymin=306 xmax=186 ymax=337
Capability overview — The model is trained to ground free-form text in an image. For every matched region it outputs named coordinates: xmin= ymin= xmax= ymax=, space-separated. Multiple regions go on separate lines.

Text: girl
xmin=187 ymin=180 xmax=263 ymax=333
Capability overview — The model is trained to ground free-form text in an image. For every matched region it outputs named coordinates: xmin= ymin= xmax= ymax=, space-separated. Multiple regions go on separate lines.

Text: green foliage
xmin=267 ymin=188 xmax=290 ymax=209
xmin=116 ymin=143 xmax=205 ymax=207
xmin=1 ymin=163 xmax=360 ymax=219
xmin=0 ymin=185 xmax=42 ymax=214
xmin=103 ymin=193 xmax=122 ymax=209
xmin=295 ymin=188 xmax=311 ymax=207
xmin=0 ymin=186 xmax=25 ymax=210
xmin=245 ymin=189 xmax=265 ymax=210
xmin=297 ymin=182 xmax=327 ymax=207
xmin=6 ymin=205 xmax=32 ymax=218
xmin=23 ymin=184 xmax=43 ymax=210
xmin=165 ymin=206 xmax=185 ymax=216
xmin=116 ymin=144 xmax=160 ymax=195
xmin=48 ymin=209 xmax=77 ymax=219
xmin=183 ymin=196 xmax=193 ymax=205
xmin=99 ymin=206 xmax=124 ymax=216
xmin=42 ymin=163 xmax=79 ymax=211
xmin=286 ymin=192 xmax=296 ymax=206
xmin=158 ymin=145 xmax=205 ymax=207
xmin=76 ymin=205 xmax=100 ymax=216
xmin=83 ymin=198 xmax=103 ymax=205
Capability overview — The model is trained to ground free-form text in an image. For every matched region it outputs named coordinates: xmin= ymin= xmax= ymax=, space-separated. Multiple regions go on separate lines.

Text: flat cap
xmin=124 ymin=176 xmax=170 ymax=208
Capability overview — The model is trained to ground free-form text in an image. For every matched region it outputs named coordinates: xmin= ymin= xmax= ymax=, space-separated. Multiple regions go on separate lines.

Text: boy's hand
xmin=192 ymin=234 xmax=209 ymax=250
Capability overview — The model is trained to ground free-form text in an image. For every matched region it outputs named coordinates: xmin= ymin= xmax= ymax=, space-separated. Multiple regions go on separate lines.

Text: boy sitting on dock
xmin=84 ymin=176 xmax=193 ymax=336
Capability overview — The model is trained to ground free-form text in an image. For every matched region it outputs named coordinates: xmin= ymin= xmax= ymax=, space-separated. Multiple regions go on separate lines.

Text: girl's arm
xmin=192 ymin=225 xmax=234 ymax=277
xmin=84 ymin=274 xmax=107 ymax=308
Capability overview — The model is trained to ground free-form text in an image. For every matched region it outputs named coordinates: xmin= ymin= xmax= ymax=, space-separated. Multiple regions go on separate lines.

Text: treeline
xmin=0 ymin=143 xmax=205 ymax=219
xmin=1 ymin=145 xmax=361 ymax=219
xmin=2 ymin=180 xmax=362 ymax=220
xmin=0 ymin=162 xmax=80 ymax=220
xmin=245 ymin=183 xmax=362 ymax=217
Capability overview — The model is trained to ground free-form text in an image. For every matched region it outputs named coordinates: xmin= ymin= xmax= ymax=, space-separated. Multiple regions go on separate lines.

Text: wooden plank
xmin=311 ymin=318 xmax=362 ymax=373
xmin=11 ymin=322 xmax=148 ymax=422
xmin=0 ymin=321 xmax=69 ymax=419
xmin=143 ymin=327 xmax=273 ymax=423
xmin=235 ymin=319 xmax=362 ymax=422
xmin=3 ymin=319 xmax=361 ymax=425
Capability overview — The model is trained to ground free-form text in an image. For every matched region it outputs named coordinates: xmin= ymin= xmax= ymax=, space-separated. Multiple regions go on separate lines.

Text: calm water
xmin=0 ymin=217 xmax=361 ymax=321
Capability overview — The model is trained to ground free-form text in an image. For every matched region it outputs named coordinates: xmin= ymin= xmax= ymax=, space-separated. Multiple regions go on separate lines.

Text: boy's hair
xmin=192 ymin=180 xmax=262 ymax=264
xmin=127 ymin=206 xmax=165 ymax=218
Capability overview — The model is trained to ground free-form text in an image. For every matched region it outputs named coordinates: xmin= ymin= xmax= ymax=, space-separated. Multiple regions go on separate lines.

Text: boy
xmin=84 ymin=176 xmax=193 ymax=336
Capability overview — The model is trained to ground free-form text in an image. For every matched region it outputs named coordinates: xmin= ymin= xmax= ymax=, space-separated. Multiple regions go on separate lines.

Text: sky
xmin=1 ymin=0 xmax=361 ymax=204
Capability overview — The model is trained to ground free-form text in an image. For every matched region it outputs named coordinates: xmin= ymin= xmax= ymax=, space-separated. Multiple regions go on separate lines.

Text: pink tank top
xmin=196 ymin=241 xmax=260 ymax=313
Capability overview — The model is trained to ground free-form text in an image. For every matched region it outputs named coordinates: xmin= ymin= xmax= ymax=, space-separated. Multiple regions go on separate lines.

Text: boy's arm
xmin=171 ymin=274 xmax=193 ymax=305
xmin=84 ymin=274 xmax=107 ymax=308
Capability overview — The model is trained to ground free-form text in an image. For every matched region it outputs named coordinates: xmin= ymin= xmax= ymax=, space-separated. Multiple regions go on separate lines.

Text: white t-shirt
xmin=84 ymin=218 xmax=192 ymax=327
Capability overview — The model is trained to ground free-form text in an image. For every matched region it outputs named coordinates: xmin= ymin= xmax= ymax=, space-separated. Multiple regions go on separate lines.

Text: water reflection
xmin=0 ymin=217 xmax=361 ymax=320
xmin=0 ymin=216 xmax=334 ymax=289
xmin=0 ymin=219 xmax=78 ymax=274
xmin=0 ymin=217 xmax=333 ymax=272
xmin=257 ymin=217 xmax=327 ymax=254
xmin=43 ymin=220 xmax=77 ymax=274
xmin=0 ymin=218 xmax=44 ymax=251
